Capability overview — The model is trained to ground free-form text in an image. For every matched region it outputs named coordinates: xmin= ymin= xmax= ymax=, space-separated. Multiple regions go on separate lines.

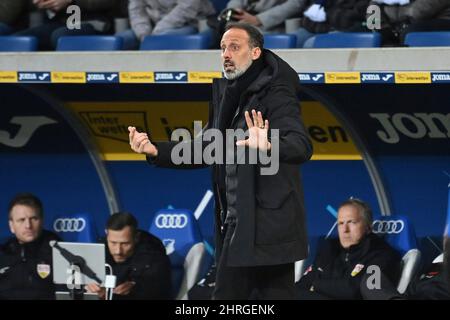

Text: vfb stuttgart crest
xmin=37 ymin=264 xmax=51 ymax=279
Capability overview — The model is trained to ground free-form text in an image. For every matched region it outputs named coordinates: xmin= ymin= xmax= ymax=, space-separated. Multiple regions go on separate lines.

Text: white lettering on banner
xmin=298 ymin=74 xmax=311 ymax=81
xmin=0 ymin=116 xmax=57 ymax=148
xmin=432 ymin=74 xmax=450 ymax=81
xmin=156 ymin=73 xmax=174 ymax=81
xmin=362 ymin=74 xmax=380 ymax=81
xmin=369 ymin=113 xmax=450 ymax=144
xmin=87 ymin=74 xmax=106 ymax=81
xmin=19 ymin=73 xmax=37 ymax=81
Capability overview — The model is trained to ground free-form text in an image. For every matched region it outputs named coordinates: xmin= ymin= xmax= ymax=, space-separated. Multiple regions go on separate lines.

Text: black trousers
xmin=213 ymin=222 xmax=295 ymax=300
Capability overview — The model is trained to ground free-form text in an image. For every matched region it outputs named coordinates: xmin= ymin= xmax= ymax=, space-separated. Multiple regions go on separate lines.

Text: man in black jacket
xmin=0 ymin=193 xmax=60 ymax=299
xmin=128 ymin=22 xmax=312 ymax=299
xmin=86 ymin=212 xmax=172 ymax=299
xmin=296 ymin=198 xmax=402 ymax=299
xmin=361 ymin=246 xmax=450 ymax=300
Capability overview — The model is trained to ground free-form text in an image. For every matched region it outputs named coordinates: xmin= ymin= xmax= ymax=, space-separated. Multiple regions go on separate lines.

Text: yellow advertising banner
xmin=188 ymin=72 xmax=222 ymax=83
xmin=394 ymin=72 xmax=431 ymax=84
xmin=325 ymin=72 xmax=361 ymax=84
xmin=0 ymin=71 xmax=18 ymax=83
xmin=51 ymin=72 xmax=86 ymax=83
xmin=66 ymin=101 xmax=361 ymax=161
xmin=119 ymin=72 xmax=155 ymax=83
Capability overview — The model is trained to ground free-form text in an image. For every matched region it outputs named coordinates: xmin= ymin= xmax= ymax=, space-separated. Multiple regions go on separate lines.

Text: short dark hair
xmin=106 ymin=212 xmax=138 ymax=236
xmin=224 ymin=22 xmax=264 ymax=49
xmin=8 ymin=193 xmax=43 ymax=220
xmin=338 ymin=198 xmax=373 ymax=229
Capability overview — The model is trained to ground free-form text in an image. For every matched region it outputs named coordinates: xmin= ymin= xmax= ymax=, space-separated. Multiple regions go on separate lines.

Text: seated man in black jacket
xmin=0 ymin=193 xmax=60 ymax=299
xmin=361 ymin=241 xmax=450 ymax=300
xmin=86 ymin=212 xmax=172 ymax=299
xmin=296 ymin=198 xmax=402 ymax=300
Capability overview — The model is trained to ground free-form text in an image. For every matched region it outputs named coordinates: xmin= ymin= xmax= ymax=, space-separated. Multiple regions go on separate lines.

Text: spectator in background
xmin=0 ymin=0 xmax=28 ymax=35
xmin=206 ymin=0 xmax=308 ymax=48
xmin=86 ymin=212 xmax=172 ymax=300
xmin=225 ymin=0 xmax=308 ymax=33
xmin=294 ymin=0 xmax=371 ymax=47
xmin=371 ymin=0 xmax=450 ymax=45
xmin=119 ymin=0 xmax=216 ymax=50
xmin=0 ymin=193 xmax=60 ymax=299
xmin=15 ymin=0 xmax=118 ymax=50
xmin=296 ymin=198 xmax=401 ymax=299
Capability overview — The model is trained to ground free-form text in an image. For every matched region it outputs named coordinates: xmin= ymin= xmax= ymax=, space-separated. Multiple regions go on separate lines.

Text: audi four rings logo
xmin=372 ymin=220 xmax=404 ymax=234
xmin=155 ymin=214 xmax=188 ymax=229
xmin=53 ymin=218 xmax=86 ymax=232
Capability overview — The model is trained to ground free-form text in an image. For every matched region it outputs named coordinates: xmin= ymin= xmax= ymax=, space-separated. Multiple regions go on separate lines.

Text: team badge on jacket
xmin=351 ymin=264 xmax=364 ymax=277
xmin=37 ymin=264 xmax=51 ymax=279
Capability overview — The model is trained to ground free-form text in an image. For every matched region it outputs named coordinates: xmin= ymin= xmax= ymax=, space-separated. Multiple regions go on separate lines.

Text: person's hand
xmin=33 ymin=0 xmax=48 ymax=9
xmin=128 ymin=126 xmax=158 ymax=157
xmin=232 ymin=9 xmax=262 ymax=26
xmin=113 ymin=281 xmax=135 ymax=296
xmin=35 ymin=0 xmax=73 ymax=12
xmin=86 ymin=283 xmax=106 ymax=300
xmin=236 ymin=109 xmax=271 ymax=151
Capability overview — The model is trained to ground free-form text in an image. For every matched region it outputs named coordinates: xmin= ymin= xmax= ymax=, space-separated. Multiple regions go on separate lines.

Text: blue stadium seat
xmin=308 ymin=32 xmax=381 ymax=48
xmin=140 ymin=34 xmax=210 ymax=50
xmin=56 ymin=36 xmax=124 ymax=51
xmin=264 ymin=34 xmax=297 ymax=49
xmin=51 ymin=212 xmax=98 ymax=243
xmin=0 ymin=36 xmax=38 ymax=52
xmin=372 ymin=215 xmax=421 ymax=293
xmin=149 ymin=209 xmax=206 ymax=300
xmin=405 ymin=32 xmax=450 ymax=47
